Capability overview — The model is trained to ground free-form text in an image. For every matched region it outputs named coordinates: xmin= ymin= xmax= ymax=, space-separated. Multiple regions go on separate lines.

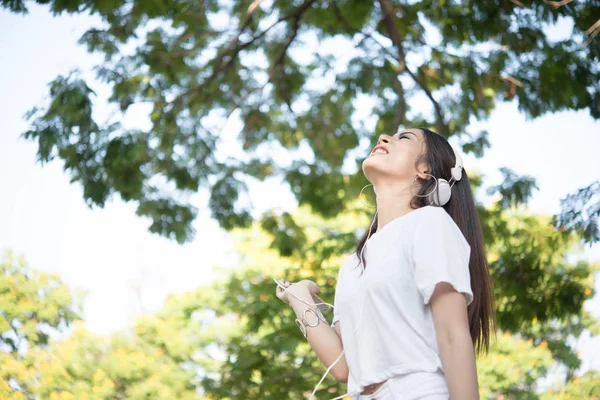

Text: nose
xmin=377 ymin=134 xmax=393 ymax=145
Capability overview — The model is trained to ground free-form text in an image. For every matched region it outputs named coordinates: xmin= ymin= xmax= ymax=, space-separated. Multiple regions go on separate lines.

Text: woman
xmin=275 ymin=128 xmax=495 ymax=399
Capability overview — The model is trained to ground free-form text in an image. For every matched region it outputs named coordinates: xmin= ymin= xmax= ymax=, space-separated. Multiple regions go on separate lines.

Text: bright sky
xmin=1 ymin=4 xmax=599 ymax=382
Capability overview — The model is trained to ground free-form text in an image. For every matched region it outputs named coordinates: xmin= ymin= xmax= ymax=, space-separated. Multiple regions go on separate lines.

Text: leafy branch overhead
xmin=2 ymin=0 xmax=599 ymax=242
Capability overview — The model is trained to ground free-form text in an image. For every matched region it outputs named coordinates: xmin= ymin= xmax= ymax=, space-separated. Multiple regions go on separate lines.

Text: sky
xmin=1 ymin=3 xmax=600 ymax=382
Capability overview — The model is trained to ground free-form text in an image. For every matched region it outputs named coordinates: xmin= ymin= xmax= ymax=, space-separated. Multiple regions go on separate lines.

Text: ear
xmin=416 ymin=169 xmax=430 ymax=180
xmin=415 ymin=159 xmax=430 ymax=180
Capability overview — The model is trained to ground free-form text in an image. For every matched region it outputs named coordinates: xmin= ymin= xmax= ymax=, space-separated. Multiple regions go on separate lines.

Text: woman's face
xmin=362 ymin=128 xmax=426 ymax=185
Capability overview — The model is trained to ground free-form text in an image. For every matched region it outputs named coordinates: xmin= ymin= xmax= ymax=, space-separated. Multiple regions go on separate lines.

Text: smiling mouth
xmin=370 ymin=146 xmax=389 ymax=156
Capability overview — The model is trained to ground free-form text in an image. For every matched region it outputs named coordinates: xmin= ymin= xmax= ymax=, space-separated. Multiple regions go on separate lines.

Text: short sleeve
xmin=411 ymin=207 xmax=473 ymax=306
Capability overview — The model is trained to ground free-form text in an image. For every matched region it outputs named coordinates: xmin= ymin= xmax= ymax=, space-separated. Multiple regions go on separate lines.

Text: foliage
xmin=1 ymin=0 xmax=598 ymax=242
xmin=21 ymin=323 xmax=197 ymax=399
xmin=0 ymin=250 xmax=81 ymax=397
xmin=0 ymin=250 xmax=81 ymax=353
xmin=554 ymin=180 xmax=600 ymax=244
xmin=1 ymin=0 xmax=599 ymax=390
xmin=484 ymin=205 xmax=599 ymax=374
xmin=478 ymin=332 xmax=554 ymax=400
xmin=113 ymin=201 xmax=594 ymax=399
xmin=1 ymin=187 xmax=598 ymax=398
xmin=543 ymin=371 xmax=600 ymax=400
xmin=177 ymin=203 xmax=599 ymax=399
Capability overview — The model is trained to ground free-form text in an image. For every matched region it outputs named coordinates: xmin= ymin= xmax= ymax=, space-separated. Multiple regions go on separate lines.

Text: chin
xmin=363 ymin=157 xmax=412 ymax=183
xmin=362 ymin=156 xmax=384 ymax=179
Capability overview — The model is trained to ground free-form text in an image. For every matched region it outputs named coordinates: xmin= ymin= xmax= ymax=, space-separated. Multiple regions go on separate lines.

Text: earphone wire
xmin=274 ymin=279 xmax=351 ymax=399
xmin=274 ymin=210 xmax=378 ymax=399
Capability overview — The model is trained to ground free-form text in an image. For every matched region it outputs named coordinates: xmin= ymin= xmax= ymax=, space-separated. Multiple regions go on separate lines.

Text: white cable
xmin=274 ymin=279 xmax=349 ymax=399
xmin=274 ymin=212 xmax=378 ymax=399
xmin=351 ymin=211 xmax=377 ymax=337
xmin=309 ymin=349 xmax=346 ymax=400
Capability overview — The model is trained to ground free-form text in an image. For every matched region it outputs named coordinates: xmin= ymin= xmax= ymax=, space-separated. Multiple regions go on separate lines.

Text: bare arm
xmin=277 ymin=281 xmax=349 ymax=383
xmin=430 ymin=282 xmax=479 ymax=400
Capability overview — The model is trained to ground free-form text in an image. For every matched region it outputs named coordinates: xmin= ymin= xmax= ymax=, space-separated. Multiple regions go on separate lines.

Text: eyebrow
xmin=395 ymin=131 xmax=417 ymax=138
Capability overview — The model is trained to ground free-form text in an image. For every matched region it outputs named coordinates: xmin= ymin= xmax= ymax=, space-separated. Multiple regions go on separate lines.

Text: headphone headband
xmin=426 ymin=143 xmax=464 ymax=206
xmin=449 ymin=144 xmax=463 ymax=183
xmin=451 ymin=144 xmax=463 ymax=169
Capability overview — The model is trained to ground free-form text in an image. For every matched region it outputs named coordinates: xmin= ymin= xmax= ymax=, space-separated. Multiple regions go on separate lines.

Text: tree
xmin=145 ymin=200 xmax=597 ymax=399
xmin=543 ymin=371 xmax=600 ymax=399
xmin=477 ymin=332 xmax=553 ymax=399
xmin=0 ymin=188 xmax=597 ymax=399
xmin=22 ymin=323 xmax=197 ymax=399
xmin=2 ymin=3 xmax=599 ymax=396
xmin=1 ymin=0 xmax=598 ymax=242
xmin=0 ymin=250 xmax=81 ymax=397
xmin=0 ymin=251 xmax=198 ymax=399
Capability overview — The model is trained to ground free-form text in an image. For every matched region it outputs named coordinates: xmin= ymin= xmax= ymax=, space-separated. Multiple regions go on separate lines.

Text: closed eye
xmin=395 ymin=131 xmax=417 ymax=140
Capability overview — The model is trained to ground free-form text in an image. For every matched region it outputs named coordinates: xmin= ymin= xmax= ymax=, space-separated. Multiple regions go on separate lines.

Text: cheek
xmin=389 ymin=152 xmax=418 ymax=174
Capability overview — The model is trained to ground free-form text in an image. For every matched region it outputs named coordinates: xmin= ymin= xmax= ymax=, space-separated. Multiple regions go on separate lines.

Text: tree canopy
xmin=2 ymin=0 xmax=600 ymax=398
xmin=1 ymin=0 xmax=598 ymax=242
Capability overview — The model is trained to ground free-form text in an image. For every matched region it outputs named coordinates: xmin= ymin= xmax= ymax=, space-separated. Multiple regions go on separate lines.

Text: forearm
xmin=288 ymin=294 xmax=349 ymax=383
xmin=437 ymin=330 xmax=479 ymax=400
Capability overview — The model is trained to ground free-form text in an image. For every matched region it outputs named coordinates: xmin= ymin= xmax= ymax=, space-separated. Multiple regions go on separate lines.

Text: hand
xmin=275 ymin=279 xmax=319 ymax=304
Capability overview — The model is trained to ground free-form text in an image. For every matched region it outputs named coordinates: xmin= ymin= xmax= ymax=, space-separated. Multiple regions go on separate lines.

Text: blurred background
xmin=1 ymin=0 xmax=599 ymax=398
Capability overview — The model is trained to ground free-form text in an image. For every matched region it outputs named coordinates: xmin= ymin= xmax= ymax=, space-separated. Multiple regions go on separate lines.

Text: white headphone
xmin=426 ymin=144 xmax=464 ymax=206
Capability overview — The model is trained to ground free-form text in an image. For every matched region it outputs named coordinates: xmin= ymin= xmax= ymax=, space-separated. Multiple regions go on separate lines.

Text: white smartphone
xmin=273 ymin=278 xmax=329 ymax=311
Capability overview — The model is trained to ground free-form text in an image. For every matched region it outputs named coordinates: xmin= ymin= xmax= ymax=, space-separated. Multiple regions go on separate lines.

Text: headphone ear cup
xmin=451 ymin=166 xmax=462 ymax=181
xmin=428 ymin=179 xmax=451 ymax=206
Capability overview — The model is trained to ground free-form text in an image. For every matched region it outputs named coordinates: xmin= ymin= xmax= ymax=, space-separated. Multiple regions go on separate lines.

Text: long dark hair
xmin=355 ymin=127 xmax=496 ymax=355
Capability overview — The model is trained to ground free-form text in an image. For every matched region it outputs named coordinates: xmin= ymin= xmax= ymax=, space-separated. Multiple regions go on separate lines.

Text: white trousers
xmin=356 ymin=372 xmax=449 ymax=400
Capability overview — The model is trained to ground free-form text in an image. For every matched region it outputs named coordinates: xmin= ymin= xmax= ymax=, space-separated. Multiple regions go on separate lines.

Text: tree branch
xmin=216 ymin=0 xmax=315 ymax=134
xmin=331 ymin=0 xmax=406 ymax=127
xmin=377 ymin=0 xmax=406 ymax=72
xmin=543 ymin=0 xmax=574 ymax=8
xmin=392 ymin=75 xmax=407 ymax=128
xmin=583 ymin=18 xmax=600 ymax=46
xmin=378 ymin=0 xmax=446 ymax=135
xmin=167 ymin=0 xmax=315 ymax=118
xmin=331 ymin=0 xmax=394 ymax=59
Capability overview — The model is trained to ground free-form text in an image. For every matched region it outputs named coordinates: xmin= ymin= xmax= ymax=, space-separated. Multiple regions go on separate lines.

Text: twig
xmin=500 ymin=75 xmax=524 ymax=87
xmin=331 ymin=0 xmax=406 ymax=126
xmin=378 ymin=0 xmax=446 ymax=135
xmin=543 ymin=0 xmax=574 ymax=8
xmin=215 ymin=0 xmax=316 ymax=136
xmin=168 ymin=0 xmax=314 ymax=116
xmin=583 ymin=18 xmax=600 ymax=46
xmin=377 ymin=0 xmax=407 ymax=72
xmin=331 ymin=0 xmax=394 ymax=57
xmin=585 ymin=18 xmax=600 ymax=35
xmin=247 ymin=0 xmax=265 ymax=14
xmin=392 ymin=73 xmax=406 ymax=128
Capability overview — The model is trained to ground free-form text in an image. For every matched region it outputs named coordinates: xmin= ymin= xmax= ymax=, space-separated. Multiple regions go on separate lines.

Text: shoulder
xmin=417 ymin=205 xmax=448 ymax=217
xmin=413 ymin=205 xmax=453 ymax=226
xmin=413 ymin=206 xmax=469 ymax=247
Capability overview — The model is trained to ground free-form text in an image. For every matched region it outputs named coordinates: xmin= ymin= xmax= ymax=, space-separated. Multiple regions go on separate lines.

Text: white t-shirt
xmin=331 ymin=205 xmax=473 ymax=398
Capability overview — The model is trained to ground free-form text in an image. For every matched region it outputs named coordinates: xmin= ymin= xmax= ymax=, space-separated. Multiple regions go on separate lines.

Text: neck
xmin=373 ymin=181 xmax=416 ymax=232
